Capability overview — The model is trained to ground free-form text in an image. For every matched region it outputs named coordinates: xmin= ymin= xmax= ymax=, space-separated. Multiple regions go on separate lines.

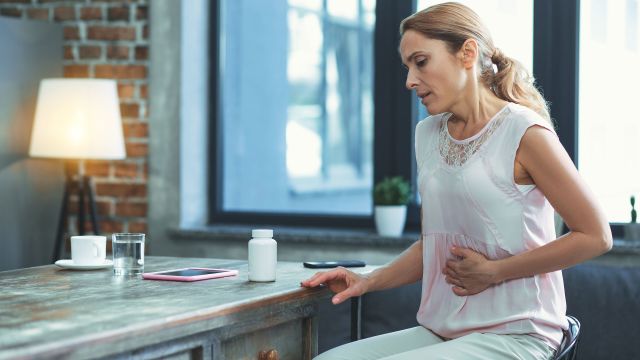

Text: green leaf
xmin=373 ymin=176 xmax=412 ymax=205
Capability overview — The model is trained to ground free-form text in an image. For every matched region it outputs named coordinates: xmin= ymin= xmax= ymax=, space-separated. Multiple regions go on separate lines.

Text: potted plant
xmin=373 ymin=176 xmax=412 ymax=237
xmin=624 ymin=195 xmax=640 ymax=241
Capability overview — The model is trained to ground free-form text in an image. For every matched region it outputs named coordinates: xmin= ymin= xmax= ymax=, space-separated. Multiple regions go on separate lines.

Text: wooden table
xmin=0 ymin=256 xmax=368 ymax=360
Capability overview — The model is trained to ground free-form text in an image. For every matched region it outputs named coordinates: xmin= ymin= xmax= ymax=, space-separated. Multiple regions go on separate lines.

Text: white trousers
xmin=315 ymin=326 xmax=556 ymax=360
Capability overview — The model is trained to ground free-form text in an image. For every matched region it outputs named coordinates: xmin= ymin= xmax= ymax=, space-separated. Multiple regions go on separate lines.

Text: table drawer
xmin=222 ymin=319 xmax=303 ymax=360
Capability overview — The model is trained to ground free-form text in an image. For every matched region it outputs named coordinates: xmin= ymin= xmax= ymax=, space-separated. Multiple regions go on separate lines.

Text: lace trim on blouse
xmin=438 ymin=107 xmax=509 ymax=167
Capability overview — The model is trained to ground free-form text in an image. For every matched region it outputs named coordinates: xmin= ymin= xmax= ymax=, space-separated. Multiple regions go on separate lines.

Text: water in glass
xmin=112 ymin=233 xmax=145 ymax=275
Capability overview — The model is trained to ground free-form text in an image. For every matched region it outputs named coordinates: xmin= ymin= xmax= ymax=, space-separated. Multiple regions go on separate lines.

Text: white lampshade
xmin=29 ymin=79 xmax=126 ymax=160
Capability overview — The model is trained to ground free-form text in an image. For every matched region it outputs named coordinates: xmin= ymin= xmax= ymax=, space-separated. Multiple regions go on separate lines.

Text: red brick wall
xmin=0 ymin=0 xmax=149 ymax=239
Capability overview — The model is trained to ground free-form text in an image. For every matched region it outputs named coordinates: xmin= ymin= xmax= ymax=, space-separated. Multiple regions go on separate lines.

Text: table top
xmin=0 ymin=257 xmax=370 ymax=359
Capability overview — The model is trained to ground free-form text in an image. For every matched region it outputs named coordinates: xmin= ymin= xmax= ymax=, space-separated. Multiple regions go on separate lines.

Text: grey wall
xmin=0 ymin=17 xmax=64 ymax=271
xmin=148 ymin=0 xmax=184 ymax=253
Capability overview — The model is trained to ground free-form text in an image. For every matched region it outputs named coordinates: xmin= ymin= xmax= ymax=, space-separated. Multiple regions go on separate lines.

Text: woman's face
xmin=399 ymin=30 xmax=467 ymax=115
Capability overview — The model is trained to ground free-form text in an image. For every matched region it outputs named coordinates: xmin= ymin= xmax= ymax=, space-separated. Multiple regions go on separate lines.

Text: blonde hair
xmin=400 ymin=2 xmax=551 ymax=124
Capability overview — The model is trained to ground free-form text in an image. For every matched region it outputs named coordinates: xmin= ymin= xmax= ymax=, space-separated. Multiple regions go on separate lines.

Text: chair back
xmin=554 ymin=315 xmax=580 ymax=360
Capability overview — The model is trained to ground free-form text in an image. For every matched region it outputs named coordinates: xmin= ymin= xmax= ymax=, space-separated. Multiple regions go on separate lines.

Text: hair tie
xmin=491 ymin=48 xmax=510 ymax=73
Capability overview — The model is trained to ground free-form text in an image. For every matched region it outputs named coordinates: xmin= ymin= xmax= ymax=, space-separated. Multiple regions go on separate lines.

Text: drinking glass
xmin=112 ymin=233 xmax=145 ymax=276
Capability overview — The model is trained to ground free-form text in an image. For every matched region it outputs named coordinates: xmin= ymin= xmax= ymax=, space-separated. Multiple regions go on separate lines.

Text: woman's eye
xmin=416 ymin=59 xmax=426 ymax=67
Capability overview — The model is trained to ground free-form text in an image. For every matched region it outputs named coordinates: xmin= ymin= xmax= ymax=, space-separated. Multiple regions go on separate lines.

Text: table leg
xmin=350 ymin=296 xmax=362 ymax=341
xmin=303 ymin=314 xmax=319 ymax=359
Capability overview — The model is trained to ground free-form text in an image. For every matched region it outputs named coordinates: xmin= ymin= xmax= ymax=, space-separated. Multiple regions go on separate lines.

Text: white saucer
xmin=54 ymin=259 xmax=113 ymax=270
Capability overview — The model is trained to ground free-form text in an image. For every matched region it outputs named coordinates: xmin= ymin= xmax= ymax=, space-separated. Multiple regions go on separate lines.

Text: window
xmin=217 ymin=0 xmax=375 ymax=216
xmin=212 ymin=0 xmax=629 ymax=233
xmin=578 ymin=0 xmax=640 ymax=223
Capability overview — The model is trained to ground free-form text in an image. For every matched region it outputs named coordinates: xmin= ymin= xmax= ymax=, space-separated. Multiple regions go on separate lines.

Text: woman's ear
xmin=458 ymin=39 xmax=479 ymax=69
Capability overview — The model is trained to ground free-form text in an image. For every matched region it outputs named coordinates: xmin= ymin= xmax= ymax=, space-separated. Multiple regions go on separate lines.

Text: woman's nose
xmin=405 ymin=71 xmax=419 ymax=90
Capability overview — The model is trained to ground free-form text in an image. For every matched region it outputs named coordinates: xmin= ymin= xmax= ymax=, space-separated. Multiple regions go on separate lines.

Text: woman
xmin=301 ymin=2 xmax=612 ymax=359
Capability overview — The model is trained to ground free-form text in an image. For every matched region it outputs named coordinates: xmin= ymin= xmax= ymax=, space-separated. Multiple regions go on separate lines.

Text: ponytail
xmin=486 ymin=48 xmax=552 ymax=125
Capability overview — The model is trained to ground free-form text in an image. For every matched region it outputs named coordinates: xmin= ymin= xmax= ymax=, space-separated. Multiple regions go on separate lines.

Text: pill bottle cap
xmin=251 ymin=229 xmax=273 ymax=238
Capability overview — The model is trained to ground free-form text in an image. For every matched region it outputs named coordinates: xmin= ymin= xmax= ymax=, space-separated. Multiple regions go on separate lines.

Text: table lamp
xmin=29 ymin=79 xmax=126 ymax=262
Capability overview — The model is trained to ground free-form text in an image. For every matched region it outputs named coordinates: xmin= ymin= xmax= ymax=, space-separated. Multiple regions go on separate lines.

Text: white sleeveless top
xmin=415 ymin=102 xmax=567 ymax=348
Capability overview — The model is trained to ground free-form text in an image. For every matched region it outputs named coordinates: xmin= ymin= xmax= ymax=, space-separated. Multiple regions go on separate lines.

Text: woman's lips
xmin=421 ymin=92 xmax=432 ymax=104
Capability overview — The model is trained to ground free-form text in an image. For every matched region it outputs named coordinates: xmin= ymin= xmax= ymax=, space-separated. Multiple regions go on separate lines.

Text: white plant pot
xmin=374 ymin=205 xmax=407 ymax=237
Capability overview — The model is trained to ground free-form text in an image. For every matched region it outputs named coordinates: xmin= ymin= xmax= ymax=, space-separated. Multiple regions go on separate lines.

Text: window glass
xmin=579 ymin=0 xmax=640 ymax=222
xmin=219 ymin=0 xmax=375 ymax=215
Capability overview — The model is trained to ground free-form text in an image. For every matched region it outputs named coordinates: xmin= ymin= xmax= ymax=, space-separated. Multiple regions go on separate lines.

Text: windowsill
xmin=169 ymin=224 xmax=419 ymax=247
xmin=611 ymin=239 xmax=640 ymax=255
xmin=169 ymin=225 xmax=640 ymax=255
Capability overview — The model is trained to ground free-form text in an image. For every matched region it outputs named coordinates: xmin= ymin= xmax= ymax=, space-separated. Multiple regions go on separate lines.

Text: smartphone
xmin=142 ymin=267 xmax=238 ymax=282
xmin=303 ymin=260 xmax=366 ymax=269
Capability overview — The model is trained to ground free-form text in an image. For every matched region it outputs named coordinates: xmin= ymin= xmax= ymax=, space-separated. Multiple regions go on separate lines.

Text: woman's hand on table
xmin=443 ymin=246 xmax=501 ymax=296
xmin=301 ymin=267 xmax=370 ymax=305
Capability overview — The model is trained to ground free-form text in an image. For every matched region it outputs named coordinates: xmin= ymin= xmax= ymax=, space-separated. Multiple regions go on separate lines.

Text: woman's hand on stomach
xmin=443 ymin=246 xmax=501 ymax=296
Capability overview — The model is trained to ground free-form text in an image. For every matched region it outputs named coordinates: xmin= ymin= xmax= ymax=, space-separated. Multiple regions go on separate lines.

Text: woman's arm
xmin=301 ymin=238 xmax=423 ymax=304
xmin=444 ymin=125 xmax=612 ymax=296
xmin=365 ymin=237 xmax=424 ymax=291
xmin=494 ymin=125 xmax=612 ymax=275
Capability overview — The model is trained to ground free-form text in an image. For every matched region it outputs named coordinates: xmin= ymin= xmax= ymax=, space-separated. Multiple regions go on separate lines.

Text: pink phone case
xmin=142 ymin=267 xmax=239 ymax=282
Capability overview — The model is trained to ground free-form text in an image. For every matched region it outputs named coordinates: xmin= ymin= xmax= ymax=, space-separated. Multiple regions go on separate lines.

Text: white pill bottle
xmin=248 ymin=229 xmax=277 ymax=282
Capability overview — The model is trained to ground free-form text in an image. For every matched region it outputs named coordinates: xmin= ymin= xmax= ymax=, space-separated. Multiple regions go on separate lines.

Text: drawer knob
xmin=258 ymin=349 xmax=279 ymax=360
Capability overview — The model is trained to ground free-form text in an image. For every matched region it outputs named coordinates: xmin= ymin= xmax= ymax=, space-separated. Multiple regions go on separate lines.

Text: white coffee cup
xmin=71 ymin=235 xmax=107 ymax=265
